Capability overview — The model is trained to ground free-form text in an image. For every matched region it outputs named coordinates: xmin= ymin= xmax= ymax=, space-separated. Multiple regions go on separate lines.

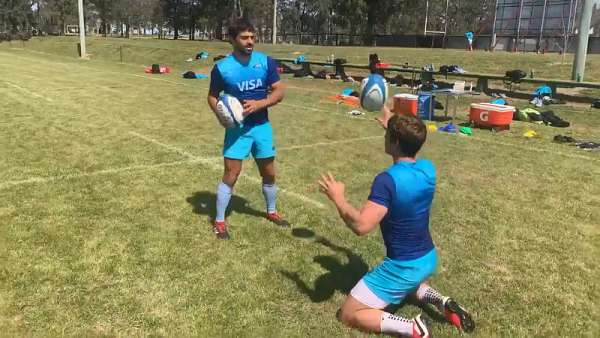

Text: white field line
xmin=0 ymin=160 xmax=195 ymax=190
xmin=127 ymin=131 xmax=203 ymax=160
xmin=0 ymin=134 xmax=380 ymax=190
xmin=107 ymin=69 xmax=600 ymax=163
xmin=0 ymin=50 xmax=357 ymax=114
xmin=6 ymin=48 xmax=340 ymax=95
xmin=0 ymin=49 xmax=362 ymax=120
xmin=128 ymin=131 xmax=327 ymax=209
xmin=2 ymin=81 xmax=53 ymax=102
xmin=2 ymin=127 xmax=597 ymax=191
xmin=0 ymin=50 xmax=185 ymax=89
xmin=277 ymin=102 xmax=370 ymax=120
xmin=3 ymin=49 xmax=598 ymax=165
xmin=278 ymin=135 xmax=382 ymax=151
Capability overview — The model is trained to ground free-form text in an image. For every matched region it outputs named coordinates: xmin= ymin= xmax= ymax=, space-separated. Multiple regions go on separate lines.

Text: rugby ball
xmin=360 ymin=74 xmax=389 ymax=111
xmin=215 ymin=94 xmax=244 ymax=128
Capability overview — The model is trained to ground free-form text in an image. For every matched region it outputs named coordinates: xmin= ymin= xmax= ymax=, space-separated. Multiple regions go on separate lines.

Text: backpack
xmin=534 ymin=85 xmax=553 ymax=97
xmin=505 ymin=69 xmax=527 ymax=82
xmin=183 ymin=71 xmax=196 ymax=79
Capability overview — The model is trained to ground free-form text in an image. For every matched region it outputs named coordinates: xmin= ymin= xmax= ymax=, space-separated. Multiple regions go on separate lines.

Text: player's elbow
xmin=353 ymin=222 xmax=374 ymax=236
xmin=274 ymin=90 xmax=284 ymax=103
xmin=354 ymin=228 xmax=369 ymax=236
xmin=272 ymin=85 xmax=285 ymax=102
xmin=207 ymin=94 xmax=218 ymax=110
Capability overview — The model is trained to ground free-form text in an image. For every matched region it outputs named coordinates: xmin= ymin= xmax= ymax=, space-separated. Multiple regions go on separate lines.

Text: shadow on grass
xmin=280 ymin=236 xmax=368 ymax=303
xmin=291 ymin=227 xmax=316 ymax=239
xmin=186 ymin=191 xmax=265 ymax=221
xmin=281 ymin=231 xmax=449 ymax=324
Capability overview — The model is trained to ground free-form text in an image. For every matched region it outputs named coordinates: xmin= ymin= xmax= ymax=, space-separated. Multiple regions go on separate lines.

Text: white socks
xmin=380 ymin=312 xmax=413 ymax=336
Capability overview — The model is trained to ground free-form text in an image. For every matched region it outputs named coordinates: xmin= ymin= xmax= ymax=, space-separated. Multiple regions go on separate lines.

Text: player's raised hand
xmin=242 ymin=99 xmax=264 ymax=115
xmin=375 ymin=104 xmax=392 ymax=129
xmin=318 ymin=173 xmax=345 ymax=202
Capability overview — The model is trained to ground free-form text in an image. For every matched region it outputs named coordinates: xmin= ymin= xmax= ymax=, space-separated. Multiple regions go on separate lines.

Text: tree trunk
xmin=189 ymin=4 xmax=194 ymax=40
xmin=215 ymin=18 xmax=223 ymax=40
xmin=364 ymin=2 xmax=377 ymax=46
xmin=173 ymin=0 xmax=179 ymax=40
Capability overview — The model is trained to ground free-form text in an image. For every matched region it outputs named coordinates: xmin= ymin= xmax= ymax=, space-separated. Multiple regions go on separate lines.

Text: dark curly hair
xmin=228 ymin=18 xmax=256 ymax=39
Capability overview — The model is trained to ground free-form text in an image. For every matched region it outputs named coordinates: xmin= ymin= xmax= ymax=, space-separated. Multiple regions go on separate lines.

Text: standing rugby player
xmin=207 ymin=18 xmax=289 ymax=240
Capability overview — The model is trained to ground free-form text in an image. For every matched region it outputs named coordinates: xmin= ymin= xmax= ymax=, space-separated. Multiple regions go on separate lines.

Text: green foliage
xmin=4 ymin=0 xmax=503 ymax=44
xmin=0 ymin=0 xmax=35 ymax=34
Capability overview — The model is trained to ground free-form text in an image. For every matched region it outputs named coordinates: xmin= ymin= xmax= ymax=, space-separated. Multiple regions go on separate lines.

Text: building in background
xmin=492 ymin=0 xmax=582 ymax=52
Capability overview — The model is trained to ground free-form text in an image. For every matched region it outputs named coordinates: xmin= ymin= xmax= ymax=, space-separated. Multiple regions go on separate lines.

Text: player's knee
xmin=337 ymin=307 xmax=356 ymax=327
xmin=223 ymin=168 xmax=241 ymax=185
xmin=261 ymin=173 xmax=275 ymax=184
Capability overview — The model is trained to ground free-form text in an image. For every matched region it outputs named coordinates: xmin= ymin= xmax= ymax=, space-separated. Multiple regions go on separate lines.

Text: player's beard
xmin=236 ymin=43 xmax=253 ymax=55
xmin=241 ymin=46 xmax=253 ymax=55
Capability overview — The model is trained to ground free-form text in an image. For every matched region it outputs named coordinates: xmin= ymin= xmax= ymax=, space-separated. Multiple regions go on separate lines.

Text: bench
xmin=274 ymin=58 xmax=600 ymax=96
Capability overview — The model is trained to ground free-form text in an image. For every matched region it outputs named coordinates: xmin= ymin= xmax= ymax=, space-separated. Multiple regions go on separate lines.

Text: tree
xmin=48 ymin=0 xmax=76 ymax=35
xmin=89 ymin=0 xmax=114 ymax=36
xmin=361 ymin=0 xmax=400 ymax=45
xmin=1 ymin=0 xmax=35 ymax=36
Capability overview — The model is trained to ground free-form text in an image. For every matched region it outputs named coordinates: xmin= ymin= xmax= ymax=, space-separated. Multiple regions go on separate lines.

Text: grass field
xmin=1 ymin=37 xmax=599 ymax=337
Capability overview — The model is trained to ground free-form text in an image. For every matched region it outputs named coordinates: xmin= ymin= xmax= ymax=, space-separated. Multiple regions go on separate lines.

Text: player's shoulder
xmin=415 ymin=158 xmax=435 ymax=171
xmin=385 ymin=159 xmax=436 ymax=181
xmin=415 ymin=159 xmax=437 ymax=183
xmin=214 ymin=54 xmax=236 ymax=70
xmin=374 ymin=171 xmax=393 ymax=182
xmin=252 ymin=51 xmax=269 ymax=60
xmin=253 ymin=51 xmax=277 ymax=66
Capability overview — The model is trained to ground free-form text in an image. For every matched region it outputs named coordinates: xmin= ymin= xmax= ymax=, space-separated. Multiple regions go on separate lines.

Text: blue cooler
xmin=418 ymin=93 xmax=434 ymax=120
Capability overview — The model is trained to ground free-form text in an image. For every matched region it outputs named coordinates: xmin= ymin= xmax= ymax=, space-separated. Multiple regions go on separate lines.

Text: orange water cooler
xmin=393 ymin=94 xmax=419 ymax=116
xmin=469 ymin=103 xmax=515 ymax=130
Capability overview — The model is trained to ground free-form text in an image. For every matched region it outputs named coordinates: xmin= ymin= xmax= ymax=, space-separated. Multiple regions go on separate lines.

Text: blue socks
xmin=216 ymin=182 xmax=277 ymax=221
xmin=262 ymin=183 xmax=277 ymax=214
xmin=215 ymin=181 xmax=232 ymax=222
